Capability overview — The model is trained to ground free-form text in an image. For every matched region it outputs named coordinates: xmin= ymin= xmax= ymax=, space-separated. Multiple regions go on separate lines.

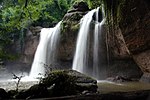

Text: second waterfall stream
xmin=72 ymin=7 xmax=105 ymax=79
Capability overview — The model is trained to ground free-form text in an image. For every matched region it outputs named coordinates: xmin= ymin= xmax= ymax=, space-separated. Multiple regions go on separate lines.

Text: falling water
xmin=72 ymin=7 xmax=105 ymax=79
xmin=72 ymin=9 xmax=96 ymax=73
xmin=93 ymin=7 xmax=101 ymax=79
xmin=29 ymin=21 xmax=62 ymax=78
xmin=93 ymin=7 xmax=105 ymax=79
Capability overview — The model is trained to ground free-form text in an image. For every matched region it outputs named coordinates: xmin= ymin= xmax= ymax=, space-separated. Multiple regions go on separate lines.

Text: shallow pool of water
xmin=98 ymin=81 xmax=150 ymax=93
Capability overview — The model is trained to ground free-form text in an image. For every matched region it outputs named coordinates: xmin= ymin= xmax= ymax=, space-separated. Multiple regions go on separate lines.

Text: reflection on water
xmin=98 ymin=81 xmax=150 ymax=93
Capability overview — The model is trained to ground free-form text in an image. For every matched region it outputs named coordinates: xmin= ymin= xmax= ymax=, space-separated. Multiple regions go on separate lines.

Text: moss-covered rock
xmin=57 ymin=2 xmax=88 ymax=65
xmin=88 ymin=0 xmax=101 ymax=9
xmin=14 ymin=70 xmax=97 ymax=99
xmin=41 ymin=70 xmax=97 ymax=96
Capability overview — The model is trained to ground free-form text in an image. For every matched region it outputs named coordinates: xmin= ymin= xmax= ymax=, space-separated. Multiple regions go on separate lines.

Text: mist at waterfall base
xmin=72 ymin=7 xmax=106 ymax=80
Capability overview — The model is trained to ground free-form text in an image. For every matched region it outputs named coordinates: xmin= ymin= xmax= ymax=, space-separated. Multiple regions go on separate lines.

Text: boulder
xmin=41 ymin=70 xmax=98 ymax=96
xmin=0 ymin=88 xmax=9 ymax=99
xmin=133 ymin=50 xmax=150 ymax=74
xmin=14 ymin=70 xmax=97 ymax=99
xmin=68 ymin=1 xmax=89 ymax=13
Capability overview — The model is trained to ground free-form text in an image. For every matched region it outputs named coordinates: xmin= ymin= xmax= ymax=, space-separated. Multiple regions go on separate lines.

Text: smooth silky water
xmin=29 ymin=21 xmax=62 ymax=78
xmin=97 ymin=81 xmax=150 ymax=93
xmin=72 ymin=7 xmax=105 ymax=80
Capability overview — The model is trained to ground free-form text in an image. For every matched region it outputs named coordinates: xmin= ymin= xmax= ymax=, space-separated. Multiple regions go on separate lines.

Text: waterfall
xmin=93 ymin=7 xmax=105 ymax=79
xmin=29 ymin=21 xmax=62 ymax=78
xmin=93 ymin=7 xmax=100 ymax=79
xmin=72 ymin=9 xmax=96 ymax=73
xmin=72 ymin=7 xmax=105 ymax=79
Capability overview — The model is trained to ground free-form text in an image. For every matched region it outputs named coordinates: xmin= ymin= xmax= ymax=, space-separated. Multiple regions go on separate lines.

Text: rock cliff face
xmin=21 ymin=26 xmax=42 ymax=64
xmin=56 ymin=2 xmax=89 ymax=69
xmin=118 ymin=0 xmax=150 ymax=82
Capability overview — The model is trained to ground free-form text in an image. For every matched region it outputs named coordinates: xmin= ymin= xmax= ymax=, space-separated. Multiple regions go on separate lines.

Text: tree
xmin=0 ymin=0 xmax=70 ymax=60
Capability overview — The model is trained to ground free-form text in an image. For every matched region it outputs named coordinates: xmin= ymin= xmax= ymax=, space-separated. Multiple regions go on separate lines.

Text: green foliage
xmin=88 ymin=0 xmax=101 ymax=9
xmin=0 ymin=0 xmax=70 ymax=60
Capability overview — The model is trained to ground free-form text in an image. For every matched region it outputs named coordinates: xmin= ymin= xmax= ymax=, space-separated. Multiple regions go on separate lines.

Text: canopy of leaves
xmin=0 ymin=0 xmax=71 ymax=59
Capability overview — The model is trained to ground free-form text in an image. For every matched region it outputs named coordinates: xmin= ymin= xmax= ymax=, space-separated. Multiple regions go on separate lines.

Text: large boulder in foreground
xmin=15 ymin=70 xmax=97 ymax=99
xmin=0 ymin=88 xmax=9 ymax=99
xmin=41 ymin=70 xmax=97 ymax=95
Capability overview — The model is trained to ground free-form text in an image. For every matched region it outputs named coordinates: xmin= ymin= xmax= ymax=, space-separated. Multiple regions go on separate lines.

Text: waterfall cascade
xmin=29 ymin=7 xmax=105 ymax=79
xmin=72 ymin=9 xmax=96 ymax=73
xmin=72 ymin=7 xmax=105 ymax=79
xmin=29 ymin=21 xmax=62 ymax=78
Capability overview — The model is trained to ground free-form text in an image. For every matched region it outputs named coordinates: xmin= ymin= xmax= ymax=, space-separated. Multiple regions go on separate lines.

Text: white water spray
xmin=93 ymin=7 xmax=105 ymax=79
xmin=72 ymin=7 xmax=105 ymax=79
xmin=29 ymin=21 xmax=62 ymax=78
xmin=72 ymin=9 xmax=96 ymax=73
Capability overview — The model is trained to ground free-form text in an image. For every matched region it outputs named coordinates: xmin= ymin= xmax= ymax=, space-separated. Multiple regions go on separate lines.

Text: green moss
xmin=40 ymin=70 xmax=77 ymax=96
xmin=71 ymin=23 xmax=80 ymax=33
xmin=0 ymin=50 xmax=20 ymax=60
xmin=88 ymin=0 xmax=101 ymax=9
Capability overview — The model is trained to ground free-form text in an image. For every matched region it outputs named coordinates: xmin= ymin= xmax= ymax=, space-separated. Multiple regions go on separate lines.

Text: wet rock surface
xmin=118 ymin=0 xmax=150 ymax=81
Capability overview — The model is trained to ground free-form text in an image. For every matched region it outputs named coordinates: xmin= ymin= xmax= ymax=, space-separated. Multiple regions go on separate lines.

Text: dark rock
xmin=0 ymin=61 xmax=4 ymax=66
xmin=106 ymin=76 xmax=133 ymax=83
xmin=0 ymin=88 xmax=9 ymax=99
xmin=119 ymin=0 xmax=150 ymax=54
xmin=72 ymin=1 xmax=89 ymax=12
xmin=7 ymin=90 xmax=17 ymax=99
xmin=117 ymin=0 xmax=150 ymax=81
xmin=67 ymin=1 xmax=89 ymax=13
xmin=140 ymin=73 xmax=150 ymax=83
xmin=133 ymin=50 xmax=150 ymax=76
xmin=93 ymin=9 xmax=103 ymax=23
xmin=40 ymin=70 xmax=97 ymax=97
xmin=15 ymin=84 xmax=49 ymax=99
